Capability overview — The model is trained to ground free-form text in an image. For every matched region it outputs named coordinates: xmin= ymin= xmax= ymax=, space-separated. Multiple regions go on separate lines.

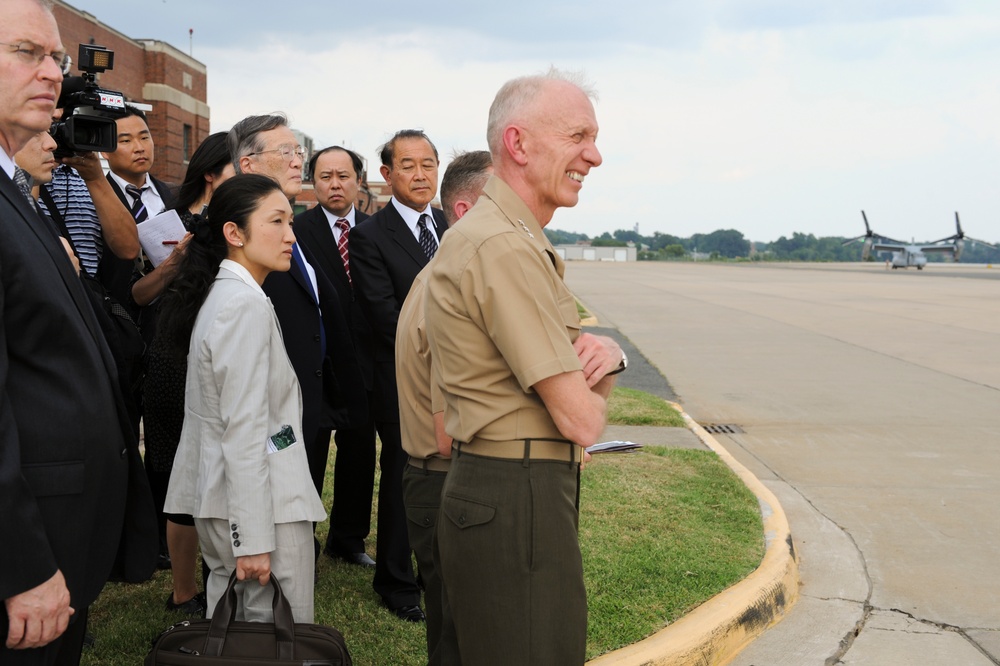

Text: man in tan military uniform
xmin=424 ymin=71 xmax=625 ymax=665
xmin=397 ymin=150 xmax=493 ymax=665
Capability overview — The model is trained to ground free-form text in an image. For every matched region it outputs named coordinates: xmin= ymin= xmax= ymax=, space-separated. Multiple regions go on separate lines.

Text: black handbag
xmin=145 ymin=573 xmax=352 ymax=665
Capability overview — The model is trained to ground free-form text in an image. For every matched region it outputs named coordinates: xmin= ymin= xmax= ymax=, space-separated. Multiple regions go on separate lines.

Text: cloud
xmin=71 ymin=0 xmax=1000 ymax=243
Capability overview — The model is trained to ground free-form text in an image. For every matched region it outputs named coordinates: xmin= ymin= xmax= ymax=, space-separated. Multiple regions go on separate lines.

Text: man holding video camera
xmin=0 ymin=0 xmax=141 ymax=663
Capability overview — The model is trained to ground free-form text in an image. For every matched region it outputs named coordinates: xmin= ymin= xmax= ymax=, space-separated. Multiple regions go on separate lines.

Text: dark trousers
xmin=438 ymin=452 xmax=585 ymax=666
xmin=402 ymin=465 xmax=459 ymax=665
xmin=324 ymin=422 xmax=376 ymax=555
xmin=371 ymin=420 xmax=420 ymax=608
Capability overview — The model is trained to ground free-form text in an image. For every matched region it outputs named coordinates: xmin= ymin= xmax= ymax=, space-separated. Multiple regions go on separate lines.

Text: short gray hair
xmin=228 ymin=113 xmax=288 ymax=173
xmin=486 ymin=67 xmax=598 ymax=157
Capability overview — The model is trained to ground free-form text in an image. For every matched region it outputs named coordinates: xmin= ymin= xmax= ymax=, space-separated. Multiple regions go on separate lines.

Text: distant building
xmin=555 ymin=245 xmax=637 ymax=262
xmin=53 ymin=1 xmax=210 ymax=185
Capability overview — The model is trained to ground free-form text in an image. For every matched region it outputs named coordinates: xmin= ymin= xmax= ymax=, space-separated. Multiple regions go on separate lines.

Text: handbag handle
xmin=203 ymin=571 xmax=296 ymax=658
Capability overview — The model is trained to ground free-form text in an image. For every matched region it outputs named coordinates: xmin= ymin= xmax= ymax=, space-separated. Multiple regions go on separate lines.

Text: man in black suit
xmin=293 ymin=146 xmax=377 ymax=566
xmin=100 ymin=105 xmax=176 ymax=312
xmin=349 ymin=129 xmax=447 ymax=622
xmin=229 ymin=115 xmax=364 ymax=534
xmin=0 ymin=1 xmax=142 ymax=662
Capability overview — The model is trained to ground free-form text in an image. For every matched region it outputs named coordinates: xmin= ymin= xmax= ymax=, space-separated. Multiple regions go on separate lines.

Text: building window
xmin=183 ymin=124 xmax=192 ymax=162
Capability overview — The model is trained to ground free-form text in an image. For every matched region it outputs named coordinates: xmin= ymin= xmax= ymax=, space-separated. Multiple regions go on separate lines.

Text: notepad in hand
xmin=586 ymin=440 xmax=643 ymax=454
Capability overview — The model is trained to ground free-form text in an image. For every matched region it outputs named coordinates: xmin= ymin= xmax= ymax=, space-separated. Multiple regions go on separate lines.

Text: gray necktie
xmin=12 ymin=168 xmax=35 ymax=208
xmin=417 ymin=214 xmax=437 ymax=260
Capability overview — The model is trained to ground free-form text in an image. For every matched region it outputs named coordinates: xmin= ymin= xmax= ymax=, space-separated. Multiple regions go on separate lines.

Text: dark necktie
xmin=13 ymin=167 xmax=35 ymax=208
xmin=335 ymin=218 xmax=351 ymax=285
xmin=417 ymin=213 xmax=437 ymax=260
xmin=125 ymin=183 xmax=148 ymax=222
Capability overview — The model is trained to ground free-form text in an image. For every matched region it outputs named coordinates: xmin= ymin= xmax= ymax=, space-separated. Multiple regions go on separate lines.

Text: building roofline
xmin=137 ymin=39 xmax=207 ymax=73
xmin=53 ymin=1 xmax=206 ymax=72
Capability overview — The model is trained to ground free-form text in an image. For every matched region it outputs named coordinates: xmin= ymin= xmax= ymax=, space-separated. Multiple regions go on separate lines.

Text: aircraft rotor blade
xmin=965 ymin=236 xmax=998 ymax=249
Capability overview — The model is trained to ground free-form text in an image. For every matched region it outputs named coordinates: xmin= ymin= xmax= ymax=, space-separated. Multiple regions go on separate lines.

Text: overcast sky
xmin=68 ymin=0 xmax=1000 ymax=243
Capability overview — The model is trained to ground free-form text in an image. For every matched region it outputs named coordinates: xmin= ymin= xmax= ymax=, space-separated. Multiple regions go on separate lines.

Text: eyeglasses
xmin=248 ymin=145 xmax=306 ymax=163
xmin=1 ymin=41 xmax=70 ymax=73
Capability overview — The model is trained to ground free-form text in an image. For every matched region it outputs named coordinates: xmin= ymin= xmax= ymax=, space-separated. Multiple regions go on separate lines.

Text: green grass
xmin=607 ymin=386 xmax=686 ymax=427
xmin=82 ymin=395 xmax=760 ymax=665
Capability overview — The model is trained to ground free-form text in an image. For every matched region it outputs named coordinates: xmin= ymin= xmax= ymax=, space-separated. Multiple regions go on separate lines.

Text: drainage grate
xmin=703 ymin=423 xmax=744 ymax=434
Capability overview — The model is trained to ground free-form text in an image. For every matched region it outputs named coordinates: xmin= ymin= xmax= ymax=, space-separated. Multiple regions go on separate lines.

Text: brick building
xmin=52 ymin=0 xmax=210 ymax=186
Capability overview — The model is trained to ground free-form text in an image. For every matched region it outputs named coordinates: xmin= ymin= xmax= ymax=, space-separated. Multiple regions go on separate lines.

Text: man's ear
xmin=379 ymin=164 xmax=391 ymax=183
xmin=453 ymin=199 xmax=472 ymax=222
xmin=503 ymin=126 xmax=528 ymax=167
xmin=239 ymin=155 xmax=255 ymax=175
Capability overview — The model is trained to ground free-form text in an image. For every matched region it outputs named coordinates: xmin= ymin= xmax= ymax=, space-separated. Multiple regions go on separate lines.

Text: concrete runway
xmin=567 ymin=261 xmax=1000 ymax=665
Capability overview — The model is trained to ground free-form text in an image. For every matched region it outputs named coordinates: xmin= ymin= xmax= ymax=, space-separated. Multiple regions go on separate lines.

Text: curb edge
xmin=587 ymin=403 xmax=799 ymax=666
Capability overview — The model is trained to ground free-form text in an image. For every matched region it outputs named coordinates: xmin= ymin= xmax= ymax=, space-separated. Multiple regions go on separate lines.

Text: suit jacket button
xmin=231 ymin=524 xmax=238 ymax=531
xmin=313 ymin=334 xmax=321 ymax=342
xmin=232 ymin=532 xmax=239 ymax=540
xmin=315 ymin=369 xmax=322 ymax=377
xmin=234 ymin=540 xmax=241 ymax=547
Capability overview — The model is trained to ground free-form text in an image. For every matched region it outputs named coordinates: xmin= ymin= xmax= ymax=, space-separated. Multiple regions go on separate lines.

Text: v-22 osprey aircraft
xmin=843 ymin=211 xmax=996 ymax=269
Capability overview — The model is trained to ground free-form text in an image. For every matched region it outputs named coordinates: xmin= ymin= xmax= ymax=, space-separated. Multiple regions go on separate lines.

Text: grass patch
xmin=83 ymin=429 xmax=760 ymax=664
xmin=577 ymin=299 xmax=591 ymax=319
xmin=607 ymin=386 xmax=686 ymax=427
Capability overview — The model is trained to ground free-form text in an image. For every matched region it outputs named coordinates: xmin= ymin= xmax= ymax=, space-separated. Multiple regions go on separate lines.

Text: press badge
xmin=266 ymin=425 xmax=297 ymax=454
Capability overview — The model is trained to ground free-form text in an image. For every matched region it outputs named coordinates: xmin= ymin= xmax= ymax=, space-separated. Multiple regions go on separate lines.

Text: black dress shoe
xmin=166 ymin=591 xmax=207 ymax=617
xmin=156 ymin=552 xmax=172 ymax=570
xmin=324 ymin=548 xmax=376 ymax=568
xmin=383 ymin=600 xmax=425 ymax=623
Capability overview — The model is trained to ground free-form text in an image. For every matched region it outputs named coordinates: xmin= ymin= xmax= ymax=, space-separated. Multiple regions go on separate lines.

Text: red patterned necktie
xmin=336 ymin=218 xmax=351 ymax=284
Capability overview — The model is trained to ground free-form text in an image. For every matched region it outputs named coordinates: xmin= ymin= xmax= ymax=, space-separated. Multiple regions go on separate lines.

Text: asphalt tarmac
xmin=567 ymin=261 xmax=1000 ymax=666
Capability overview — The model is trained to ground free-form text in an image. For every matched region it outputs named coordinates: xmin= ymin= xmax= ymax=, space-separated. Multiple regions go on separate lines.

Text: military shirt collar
xmin=481 ymin=175 xmax=564 ymax=278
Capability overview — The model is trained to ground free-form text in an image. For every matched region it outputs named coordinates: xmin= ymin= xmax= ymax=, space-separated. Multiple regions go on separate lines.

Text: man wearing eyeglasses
xmin=228 ymin=114 xmax=364 ymax=570
xmin=0 ymin=0 xmax=137 ymax=663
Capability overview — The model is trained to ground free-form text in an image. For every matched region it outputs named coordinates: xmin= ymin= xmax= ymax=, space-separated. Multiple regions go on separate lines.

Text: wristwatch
xmin=607 ymin=350 xmax=628 ymax=376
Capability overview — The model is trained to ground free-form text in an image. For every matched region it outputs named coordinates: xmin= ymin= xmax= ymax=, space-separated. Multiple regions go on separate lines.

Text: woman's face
xmin=232 ymin=190 xmax=295 ymax=284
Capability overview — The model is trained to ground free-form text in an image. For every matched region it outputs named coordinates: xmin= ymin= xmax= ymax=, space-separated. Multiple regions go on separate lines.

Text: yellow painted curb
xmin=587 ymin=403 xmax=799 ymax=666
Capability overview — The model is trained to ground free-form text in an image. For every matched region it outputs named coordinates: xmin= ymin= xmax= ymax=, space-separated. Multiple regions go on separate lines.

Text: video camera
xmin=51 ymin=44 xmax=127 ymax=158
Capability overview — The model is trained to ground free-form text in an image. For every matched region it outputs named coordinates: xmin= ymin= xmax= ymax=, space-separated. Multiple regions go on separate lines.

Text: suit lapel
xmin=432 ymin=208 xmax=447 ymax=241
xmin=387 ymin=204 xmax=432 ymax=268
xmin=301 ymin=208 xmax=348 ymax=289
xmin=0 ymin=173 xmax=116 ymax=375
xmin=106 ymin=172 xmax=129 ymax=207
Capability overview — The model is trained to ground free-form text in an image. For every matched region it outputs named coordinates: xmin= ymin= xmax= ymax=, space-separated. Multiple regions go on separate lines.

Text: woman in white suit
xmin=159 ymin=174 xmax=326 ymax=622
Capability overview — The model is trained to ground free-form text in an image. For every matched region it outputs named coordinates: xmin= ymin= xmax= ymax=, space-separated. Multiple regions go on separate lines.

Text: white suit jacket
xmin=165 ymin=261 xmax=326 ymax=557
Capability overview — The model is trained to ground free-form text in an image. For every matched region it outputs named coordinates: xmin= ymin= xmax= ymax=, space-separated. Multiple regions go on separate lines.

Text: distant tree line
xmin=543 ymin=228 xmax=1000 ymax=263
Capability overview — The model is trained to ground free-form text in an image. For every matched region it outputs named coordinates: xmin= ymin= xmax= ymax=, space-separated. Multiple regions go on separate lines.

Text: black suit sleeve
xmin=350 ymin=222 xmax=401 ymax=356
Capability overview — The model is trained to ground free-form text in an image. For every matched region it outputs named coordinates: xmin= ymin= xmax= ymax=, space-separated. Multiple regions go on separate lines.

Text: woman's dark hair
xmin=157 ymin=174 xmax=285 ymax=355
xmin=174 ymin=132 xmax=231 ymax=214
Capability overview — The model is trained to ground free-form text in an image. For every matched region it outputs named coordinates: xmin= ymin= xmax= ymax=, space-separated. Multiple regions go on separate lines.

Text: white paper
xmin=137 ymin=209 xmax=187 ymax=267
xmin=586 ymin=440 xmax=643 ymax=454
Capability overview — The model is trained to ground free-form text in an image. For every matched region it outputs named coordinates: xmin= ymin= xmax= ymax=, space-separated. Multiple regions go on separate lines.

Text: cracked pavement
xmin=566 ymin=262 xmax=1000 ymax=666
